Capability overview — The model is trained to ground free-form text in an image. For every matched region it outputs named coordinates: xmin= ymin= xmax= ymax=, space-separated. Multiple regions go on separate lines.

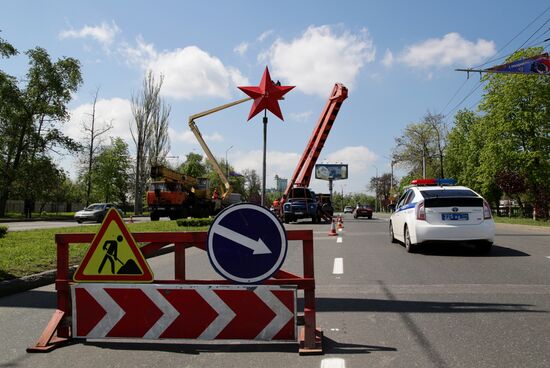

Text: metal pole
xmin=261 ymin=111 xmax=267 ymax=207
xmin=225 ymin=145 xmax=233 ymax=178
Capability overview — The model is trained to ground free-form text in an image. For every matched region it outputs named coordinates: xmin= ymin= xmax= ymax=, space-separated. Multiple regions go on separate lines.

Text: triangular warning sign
xmin=73 ymin=208 xmax=154 ymax=283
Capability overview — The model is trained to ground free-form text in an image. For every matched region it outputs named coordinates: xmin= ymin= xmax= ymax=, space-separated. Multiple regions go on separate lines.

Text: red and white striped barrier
xmin=72 ymin=284 xmax=296 ymax=341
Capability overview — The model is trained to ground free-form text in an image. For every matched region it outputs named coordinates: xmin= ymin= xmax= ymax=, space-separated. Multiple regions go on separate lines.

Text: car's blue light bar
xmin=436 ymin=178 xmax=457 ymax=186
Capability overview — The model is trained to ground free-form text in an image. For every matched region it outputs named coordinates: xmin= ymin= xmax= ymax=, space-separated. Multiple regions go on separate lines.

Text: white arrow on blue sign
xmin=207 ymin=203 xmax=288 ymax=284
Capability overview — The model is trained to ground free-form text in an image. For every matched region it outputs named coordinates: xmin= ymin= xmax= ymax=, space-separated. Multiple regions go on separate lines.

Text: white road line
xmin=336 ymin=236 xmax=343 ymax=243
xmin=546 ymin=256 xmax=550 ymax=259
xmin=332 ymin=258 xmax=343 ymax=275
xmin=321 ymin=357 xmax=346 ymax=368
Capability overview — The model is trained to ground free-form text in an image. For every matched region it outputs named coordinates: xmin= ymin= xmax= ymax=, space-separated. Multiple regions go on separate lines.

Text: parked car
xmin=74 ymin=203 xmax=124 ymax=223
xmin=389 ymin=178 xmax=495 ymax=253
xmin=354 ymin=204 xmax=373 ymax=219
xmin=344 ymin=206 xmax=354 ymax=214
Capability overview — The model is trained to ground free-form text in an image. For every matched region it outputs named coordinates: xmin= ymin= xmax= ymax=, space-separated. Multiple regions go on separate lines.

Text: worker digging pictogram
xmin=73 ymin=208 xmax=153 ymax=283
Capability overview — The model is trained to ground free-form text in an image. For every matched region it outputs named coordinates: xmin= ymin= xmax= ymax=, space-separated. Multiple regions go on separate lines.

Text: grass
xmin=493 ymin=216 xmax=550 ymax=227
xmin=0 ymin=220 xmax=209 ymax=281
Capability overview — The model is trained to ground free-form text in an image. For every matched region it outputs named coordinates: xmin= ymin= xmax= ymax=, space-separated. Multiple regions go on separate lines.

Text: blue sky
xmin=1 ymin=1 xmax=548 ymax=194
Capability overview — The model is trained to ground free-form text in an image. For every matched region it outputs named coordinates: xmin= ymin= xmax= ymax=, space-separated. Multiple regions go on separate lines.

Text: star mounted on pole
xmin=238 ymin=66 xmax=294 ymax=121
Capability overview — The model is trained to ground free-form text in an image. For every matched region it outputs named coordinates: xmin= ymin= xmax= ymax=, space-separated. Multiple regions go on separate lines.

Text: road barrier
xmin=27 ymin=230 xmax=322 ymax=355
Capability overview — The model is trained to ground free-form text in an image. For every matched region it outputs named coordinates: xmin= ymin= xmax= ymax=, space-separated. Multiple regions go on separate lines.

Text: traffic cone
xmin=337 ymin=215 xmax=344 ymax=229
xmin=328 ymin=219 xmax=337 ymax=236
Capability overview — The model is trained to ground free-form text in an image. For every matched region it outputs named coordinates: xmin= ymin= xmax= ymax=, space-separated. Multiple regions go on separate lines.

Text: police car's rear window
xmin=420 ymin=189 xmax=477 ymax=198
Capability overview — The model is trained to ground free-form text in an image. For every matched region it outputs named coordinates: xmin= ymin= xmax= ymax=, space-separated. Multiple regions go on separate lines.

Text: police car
xmin=389 ymin=179 xmax=495 ymax=253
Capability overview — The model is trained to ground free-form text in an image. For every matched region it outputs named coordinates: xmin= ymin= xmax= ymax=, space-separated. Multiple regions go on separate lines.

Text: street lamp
xmin=373 ymin=165 xmax=379 ymax=213
xmin=225 ymin=145 xmax=233 ymax=178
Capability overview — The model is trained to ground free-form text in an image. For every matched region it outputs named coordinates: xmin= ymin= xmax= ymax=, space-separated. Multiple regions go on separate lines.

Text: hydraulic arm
xmin=188 ymin=97 xmax=251 ymax=200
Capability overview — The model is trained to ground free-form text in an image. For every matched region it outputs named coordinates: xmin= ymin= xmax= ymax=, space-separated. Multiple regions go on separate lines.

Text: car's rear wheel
xmin=389 ymin=222 xmax=397 ymax=243
xmin=404 ymin=226 xmax=417 ymax=253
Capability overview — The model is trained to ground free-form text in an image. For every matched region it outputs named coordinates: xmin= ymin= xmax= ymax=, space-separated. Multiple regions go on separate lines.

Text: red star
xmin=238 ymin=66 xmax=294 ymax=121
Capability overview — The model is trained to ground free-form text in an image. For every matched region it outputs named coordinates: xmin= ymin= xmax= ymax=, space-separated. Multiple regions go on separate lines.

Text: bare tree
xmin=130 ymin=71 xmax=167 ymax=214
xmin=148 ymin=98 xmax=171 ymax=167
xmin=82 ymin=88 xmax=112 ymax=206
xmin=424 ymin=112 xmax=447 ymax=178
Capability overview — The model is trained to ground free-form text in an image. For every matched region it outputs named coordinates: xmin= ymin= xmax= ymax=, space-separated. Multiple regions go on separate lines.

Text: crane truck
xmin=146 ymin=165 xmax=212 ymax=221
xmin=278 ymin=83 xmax=348 ymax=224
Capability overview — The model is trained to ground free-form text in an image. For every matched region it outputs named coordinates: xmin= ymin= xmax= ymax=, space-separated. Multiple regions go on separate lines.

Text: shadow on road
xmin=305 ymin=297 xmax=544 ymax=314
xmin=323 ymin=336 xmax=396 ymax=355
xmin=0 ymin=290 xmax=55 ymax=308
xmin=83 ymin=340 xmax=299 ymax=354
xmin=411 ymin=243 xmax=529 ymax=257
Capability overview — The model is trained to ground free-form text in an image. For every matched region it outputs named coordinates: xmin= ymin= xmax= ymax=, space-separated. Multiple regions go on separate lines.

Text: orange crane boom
xmin=284 ymin=83 xmax=348 ymax=194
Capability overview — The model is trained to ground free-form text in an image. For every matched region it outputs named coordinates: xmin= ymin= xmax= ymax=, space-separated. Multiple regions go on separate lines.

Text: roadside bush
xmin=0 ymin=226 xmax=7 ymax=238
xmin=176 ymin=218 xmax=213 ymax=227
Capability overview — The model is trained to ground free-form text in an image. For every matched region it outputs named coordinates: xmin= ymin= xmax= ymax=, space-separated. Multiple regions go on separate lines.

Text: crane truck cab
xmin=281 ymin=187 xmax=319 ymax=224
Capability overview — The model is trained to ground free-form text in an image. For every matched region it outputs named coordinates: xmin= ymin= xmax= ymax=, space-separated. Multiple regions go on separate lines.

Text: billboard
xmin=487 ymin=53 xmax=550 ymax=75
xmin=315 ymin=164 xmax=348 ymax=181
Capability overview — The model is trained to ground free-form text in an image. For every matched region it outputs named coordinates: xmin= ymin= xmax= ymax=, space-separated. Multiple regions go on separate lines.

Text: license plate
xmin=295 ymin=211 xmax=304 ymax=215
xmin=442 ymin=213 xmax=468 ymax=221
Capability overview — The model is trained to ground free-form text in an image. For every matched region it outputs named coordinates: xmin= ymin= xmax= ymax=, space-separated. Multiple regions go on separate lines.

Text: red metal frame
xmin=27 ymin=229 xmax=322 ymax=355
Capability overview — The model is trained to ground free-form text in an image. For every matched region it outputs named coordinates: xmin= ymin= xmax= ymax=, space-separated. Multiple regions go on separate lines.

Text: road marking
xmin=332 ymin=258 xmax=343 ymax=275
xmin=338 ymin=228 xmax=343 ymax=232
xmin=546 ymin=256 xmax=550 ymax=259
xmin=321 ymin=358 xmax=346 ymax=368
xmin=336 ymin=236 xmax=343 ymax=243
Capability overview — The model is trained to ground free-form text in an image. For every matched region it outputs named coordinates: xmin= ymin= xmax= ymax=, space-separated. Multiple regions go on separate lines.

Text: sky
xmin=1 ymin=0 xmax=549 ymax=195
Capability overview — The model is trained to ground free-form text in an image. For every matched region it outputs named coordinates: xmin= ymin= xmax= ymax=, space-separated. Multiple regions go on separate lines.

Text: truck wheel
xmin=150 ymin=213 xmax=160 ymax=221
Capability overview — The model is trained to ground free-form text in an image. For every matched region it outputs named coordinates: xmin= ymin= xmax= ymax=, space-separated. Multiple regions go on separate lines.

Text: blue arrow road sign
xmin=207 ymin=203 xmax=288 ymax=284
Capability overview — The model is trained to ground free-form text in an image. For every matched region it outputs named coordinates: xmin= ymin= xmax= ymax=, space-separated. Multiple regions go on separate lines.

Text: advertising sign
xmin=315 ymin=164 xmax=348 ymax=181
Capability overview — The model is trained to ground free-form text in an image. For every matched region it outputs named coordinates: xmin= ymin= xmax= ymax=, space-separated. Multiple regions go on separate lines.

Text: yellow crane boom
xmin=187 ymin=97 xmax=251 ymax=200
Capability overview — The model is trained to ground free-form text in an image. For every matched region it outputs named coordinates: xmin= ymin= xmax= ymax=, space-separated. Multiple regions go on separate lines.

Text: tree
xmin=81 ymin=88 xmax=112 ymax=206
xmin=93 ymin=138 xmax=132 ymax=207
xmin=131 ymin=71 xmax=168 ymax=214
xmin=0 ymin=41 xmax=82 ymax=217
xmin=241 ymin=169 xmax=261 ymax=203
xmin=178 ymin=152 xmax=207 ymax=178
xmin=368 ymin=173 xmax=393 ymax=211
xmin=148 ymin=97 xmax=171 ymax=167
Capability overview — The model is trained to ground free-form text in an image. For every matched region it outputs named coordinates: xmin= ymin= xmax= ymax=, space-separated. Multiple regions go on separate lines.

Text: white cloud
xmin=398 ymin=32 xmax=496 ymax=68
xmin=382 ymin=49 xmax=394 ymax=67
xmin=234 ymin=42 xmax=249 ymax=56
xmin=232 ymin=150 xmax=300 ymax=180
xmin=121 ymin=38 xmax=249 ymax=100
xmin=66 ymin=98 xmax=133 ymax=145
xmin=260 ymin=25 xmax=376 ymax=97
xmin=169 ymin=128 xmax=224 ymax=144
xmin=326 ymin=146 xmax=377 ymax=171
xmin=258 ymin=30 xmax=274 ymax=42
xmin=290 ymin=111 xmax=313 ymax=123
xmin=59 ymin=21 xmax=120 ymax=47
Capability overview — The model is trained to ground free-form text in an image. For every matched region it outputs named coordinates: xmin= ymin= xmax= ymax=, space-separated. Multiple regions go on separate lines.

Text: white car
xmin=389 ymin=179 xmax=495 ymax=253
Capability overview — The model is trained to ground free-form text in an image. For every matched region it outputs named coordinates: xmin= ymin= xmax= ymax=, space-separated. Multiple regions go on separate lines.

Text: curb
xmin=0 ymin=244 xmax=175 ymax=298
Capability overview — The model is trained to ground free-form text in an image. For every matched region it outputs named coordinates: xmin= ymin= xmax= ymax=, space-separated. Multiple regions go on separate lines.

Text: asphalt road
xmin=1 ymin=215 xmax=549 ymax=368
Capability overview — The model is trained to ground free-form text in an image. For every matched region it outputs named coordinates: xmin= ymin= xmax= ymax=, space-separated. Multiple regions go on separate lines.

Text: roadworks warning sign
xmin=73 ymin=209 xmax=153 ymax=283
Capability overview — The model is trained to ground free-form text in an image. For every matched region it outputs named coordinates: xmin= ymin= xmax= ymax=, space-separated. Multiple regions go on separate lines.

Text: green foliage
xmin=179 ymin=152 xmax=207 ymax=178
xmin=0 ymin=38 xmax=82 ymax=216
xmin=93 ymin=137 xmax=132 ymax=206
xmin=0 ymin=225 xmax=7 ymax=238
xmin=392 ymin=112 xmax=447 ymax=179
xmin=445 ymin=48 xmax=549 ymax=217
xmin=176 ymin=217 xmax=214 ymax=227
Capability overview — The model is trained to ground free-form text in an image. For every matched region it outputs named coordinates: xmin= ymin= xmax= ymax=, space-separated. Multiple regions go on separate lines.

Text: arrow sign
xmin=71 ymin=284 xmax=296 ymax=341
xmin=214 ymin=225 xmax=272 ymax=255
xmin=207 ymin=203 xmax=288 ymax=284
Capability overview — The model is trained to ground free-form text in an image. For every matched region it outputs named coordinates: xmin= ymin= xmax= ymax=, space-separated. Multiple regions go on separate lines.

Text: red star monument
xmin=238 ymin=66 xmax=294 ymax=121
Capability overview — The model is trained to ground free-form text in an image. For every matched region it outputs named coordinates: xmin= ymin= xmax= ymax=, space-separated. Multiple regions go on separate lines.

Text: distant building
xmin=275 ymin=176 xmax=288 ymax=192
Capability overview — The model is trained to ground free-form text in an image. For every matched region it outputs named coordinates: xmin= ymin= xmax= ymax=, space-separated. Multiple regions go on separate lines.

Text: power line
xmin=474 ymin=6 xmax=550 ymax=69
